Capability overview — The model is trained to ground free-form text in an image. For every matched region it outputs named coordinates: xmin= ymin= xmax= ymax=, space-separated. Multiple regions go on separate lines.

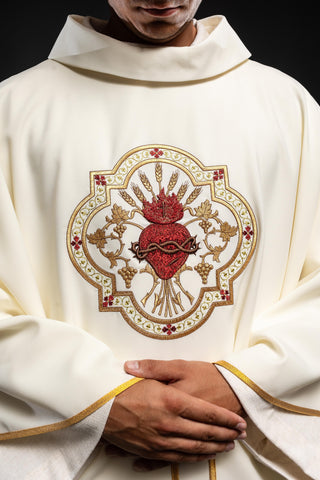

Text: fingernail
xmin=125 ymin=360 xmax=140 ymax=373
xmin=237 ymin=431 xmax=247 ymax=440
xmin=225 ymin=442 xmax=235 ymax=452
xmin=236 ymin=422 xmax=247 ymax=431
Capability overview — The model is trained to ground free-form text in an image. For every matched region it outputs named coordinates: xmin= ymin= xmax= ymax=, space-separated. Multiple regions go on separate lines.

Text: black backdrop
xmin=1 ymin=1 xmax=319 ymax=102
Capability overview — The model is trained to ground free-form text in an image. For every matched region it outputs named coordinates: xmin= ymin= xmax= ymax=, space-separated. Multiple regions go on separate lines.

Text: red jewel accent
xmin=95 ymin=175 xmax=106 ymax=186
xmin=220 ymin=289 xmax=230 ymax=301
xmin=243 ymin=226 xmax=254 ymax=240
xmin=150 ymin=148 xmax=163 ymax=159
xmin=71 ymin=236 xmax=82 ymax=250
xmin=103 ymin=295 xmax=114 ymax=307
xmin=162 ymin=324 xmax=176 ymax=335
xmin=213 ymin=169 xmax=224 ymax=181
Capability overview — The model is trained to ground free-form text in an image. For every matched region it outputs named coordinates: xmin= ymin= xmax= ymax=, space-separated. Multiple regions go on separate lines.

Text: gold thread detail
xmin=171 ymin=464 xmax=179 ymax=480
xmin=216 ymin=361 xmax=320 ymax=416
xmin=0 ymin=377 xmax=142 ymax=441
xmin=67 ymin=145 xmax=257 ymax=339
xmin=209 ymin=459 xmax=217 ymax=480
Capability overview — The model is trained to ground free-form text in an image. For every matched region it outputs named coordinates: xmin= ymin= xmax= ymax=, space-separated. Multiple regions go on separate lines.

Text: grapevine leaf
xmin=87 ymin=228 xmax=107 ymax=248
xmin=219 ymin=222 xmax=238 ymax=242
xmin=195 ymin=200 xmax=217 ymax=220
xmin=106 ymin=251 xmax=118 ymax=268
xmin=111 ymin=204 xmax=129 ymax=224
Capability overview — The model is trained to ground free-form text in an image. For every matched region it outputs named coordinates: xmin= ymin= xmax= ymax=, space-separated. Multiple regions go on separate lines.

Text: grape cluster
xmin=199 ymin=220 xmax=212 ymax=233
xmin=194 ymin=262 xmax=213 ymax=284
xmin=118 ymin=266 xmax=138 ymax=288
xmin=114 ymin=224 xmax=127 ymax=237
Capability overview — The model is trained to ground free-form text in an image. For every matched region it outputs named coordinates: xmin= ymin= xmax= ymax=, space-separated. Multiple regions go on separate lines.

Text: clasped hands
xmin=103 ymin=360 xmax=246 ymax=471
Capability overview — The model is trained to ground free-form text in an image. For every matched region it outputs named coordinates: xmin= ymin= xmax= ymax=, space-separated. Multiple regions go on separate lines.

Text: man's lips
xmin=141 ymin=7 xmax=181 ymax=17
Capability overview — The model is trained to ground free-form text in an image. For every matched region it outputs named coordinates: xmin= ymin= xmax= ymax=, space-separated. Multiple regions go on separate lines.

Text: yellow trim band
xmin=171 ymin=464 xmax=179 ymax=480
xmin=209 ymin=459 xmax=217 ymax=480
xmin=216 ymin=361 xmax=320 ymax=416
xmin=0 ymin=377 xmax=143 ymax=441
xmin=170 ymin=459 xmax=216 ymax=479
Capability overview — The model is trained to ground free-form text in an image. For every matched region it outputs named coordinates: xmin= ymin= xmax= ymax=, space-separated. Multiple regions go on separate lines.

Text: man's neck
xmin=90 ymin=11 xmax=197 ymax=47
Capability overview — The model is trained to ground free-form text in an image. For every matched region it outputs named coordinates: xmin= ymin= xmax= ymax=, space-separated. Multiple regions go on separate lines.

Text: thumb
xmin=124 ymin=359 xmax=181 ymax=382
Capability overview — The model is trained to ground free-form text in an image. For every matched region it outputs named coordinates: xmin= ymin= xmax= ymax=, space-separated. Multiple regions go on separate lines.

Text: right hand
xmin=103 ymin=379 xmax=246 ymax=464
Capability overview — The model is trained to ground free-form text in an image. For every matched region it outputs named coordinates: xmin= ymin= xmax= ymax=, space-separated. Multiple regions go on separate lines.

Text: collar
xmin=48 ymin=15 xmax=251 ymax=82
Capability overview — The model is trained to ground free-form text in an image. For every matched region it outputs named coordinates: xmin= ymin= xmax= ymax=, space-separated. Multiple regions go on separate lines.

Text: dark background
xmin=1 ymin=1 xmax=318 ymax=101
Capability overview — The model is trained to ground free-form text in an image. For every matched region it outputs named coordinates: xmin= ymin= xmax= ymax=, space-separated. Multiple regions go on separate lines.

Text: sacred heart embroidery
xmin=67 ymin=145 xmax=257 ymax=339
xmin=132 ymin=188 xmax=199 ymax=279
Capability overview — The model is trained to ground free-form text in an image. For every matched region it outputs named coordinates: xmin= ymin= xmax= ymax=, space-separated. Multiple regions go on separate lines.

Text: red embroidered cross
xmin=94 ymin=175 xmax=106 ymax=186
xmin=213 ymin=169 xmax=224 ymax=181
xmin=71 ymin=236 xmax=82 ymax=250
xmin=220 ymin=290 xmax=230 ymax=301
xmin=162 ymin=324 xmax=176 ymax=335
xmin=150 ymin=148 xmax=163 ymax=158
xmin=243 ymin=226 xmax=254 ymax=240
xmin=103 ymin=295 xmax=114 ymax=307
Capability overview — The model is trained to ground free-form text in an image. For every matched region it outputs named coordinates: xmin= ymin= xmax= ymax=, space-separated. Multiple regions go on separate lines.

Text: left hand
xmin=120 ymin=359 xmax=246 ymax=471
xmin=124 ymin=359 xmax=245 ymax=417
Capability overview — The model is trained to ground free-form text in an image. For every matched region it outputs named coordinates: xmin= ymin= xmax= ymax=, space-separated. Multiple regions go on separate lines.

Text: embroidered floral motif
xmin=87 ymin=229 xmax=107 ymax=249
xmin=71 ymin=236 xmax=82 ymax=250
xmin=220 ymin=290 xmax=230 ymax=301
xmin=162 ymin=324 xmax=176 ymax=335
xmin=103 ymin=295 xmax=114 ymax=307
xmin=67 ymin=145 xmax=257 ymax=339
xmin=94 ymin=175 xmax=106 ymax=186
xmin=213 ymin=169 xmax=224 ymax=181
xmin=150 ymin=148 xmax=163 ymax=158
xmin=243 ymin=226 xmax=254 ymax=240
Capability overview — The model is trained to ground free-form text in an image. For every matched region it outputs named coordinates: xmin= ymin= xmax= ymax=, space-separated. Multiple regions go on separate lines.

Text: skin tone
xmin=103 ymin=361 xmax=246 ymax=470
xmin=91 ymin=0 xmax=203 ymax=46
xmin=98 ymin=0 xmax=247 ymax=470
xmin=125 ymin=360 xmax=246 ymax=417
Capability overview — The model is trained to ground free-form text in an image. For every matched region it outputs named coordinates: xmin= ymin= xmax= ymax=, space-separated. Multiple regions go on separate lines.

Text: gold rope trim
xmin=0 ymin=377 xmax=142 ymax=441
xmin=209 ymin=459 xmax=217 ymax=480
xmin=171 ymin=463 xmax=179 ymax=480
xmin=215 ymin=361 xmax=320 ymax=416
xmin=171 ymin=459 xmax=216 ymax=479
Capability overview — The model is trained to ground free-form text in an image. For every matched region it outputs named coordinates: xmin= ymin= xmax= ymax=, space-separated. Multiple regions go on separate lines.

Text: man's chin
xmin=129 ymin=21 xmax=191 ymax=45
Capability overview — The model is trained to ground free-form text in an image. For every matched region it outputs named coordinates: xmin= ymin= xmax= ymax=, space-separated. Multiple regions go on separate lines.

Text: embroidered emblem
xmin=130 ymin=187 xmax=200 ymax=280
xmin=67 ymin=145 xmax=257 ymax=339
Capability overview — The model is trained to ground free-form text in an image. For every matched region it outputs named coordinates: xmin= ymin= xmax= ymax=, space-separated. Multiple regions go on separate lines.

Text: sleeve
xmin=0 ymin=91 xmax=141 ymax=444
xmin=217 ymin=366 xmax=320 ymax=480
xmin=215 ymin=90 xmax=320 ymax=479
xmin=0 ymin=402 xmax=112 ymax=480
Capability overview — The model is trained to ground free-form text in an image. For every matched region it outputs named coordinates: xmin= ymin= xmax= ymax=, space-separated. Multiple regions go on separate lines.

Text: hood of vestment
xmin=48 ymin=15 xmax=251 ymax=82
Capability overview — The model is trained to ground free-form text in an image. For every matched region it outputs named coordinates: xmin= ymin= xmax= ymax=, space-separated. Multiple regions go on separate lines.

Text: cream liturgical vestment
xmin=1 ymin=14 xmax=320 ymax=480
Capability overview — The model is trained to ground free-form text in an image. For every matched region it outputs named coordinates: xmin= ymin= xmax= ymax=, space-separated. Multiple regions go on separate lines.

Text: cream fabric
xmin=48 ymin=15 xmax=250 ymax=81
xmin=1 ymin=13 xmax=320 ymax=480
xmin=217 ymin=366 xmax=317 ymax=480
xmin=0 ymin=403 xmax=111 ymax=480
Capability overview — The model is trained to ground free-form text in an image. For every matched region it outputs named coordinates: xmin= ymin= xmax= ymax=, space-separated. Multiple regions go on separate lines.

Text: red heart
xmin=139 ymin=222 xmax=192 ymax=279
